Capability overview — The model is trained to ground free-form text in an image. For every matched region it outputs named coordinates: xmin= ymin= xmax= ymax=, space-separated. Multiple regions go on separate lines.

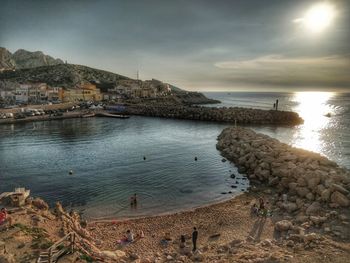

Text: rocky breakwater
xmin=127 ymin=105 xmax=303 ymax=125
xmin=217 ymin=127 xmax=350 ymax=241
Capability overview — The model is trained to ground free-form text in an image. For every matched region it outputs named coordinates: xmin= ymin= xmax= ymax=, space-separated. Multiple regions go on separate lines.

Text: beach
xmin=88 ymin=190 xmax=350 ymax=263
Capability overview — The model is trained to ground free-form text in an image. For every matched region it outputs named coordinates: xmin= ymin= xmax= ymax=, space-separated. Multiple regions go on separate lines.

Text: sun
xmin=294 ymin=3 xmax=336 ymax=33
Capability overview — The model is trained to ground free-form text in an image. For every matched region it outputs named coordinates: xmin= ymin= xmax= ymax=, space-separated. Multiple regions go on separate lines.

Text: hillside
xmin=0 ymin=63 xmax=129 ymax=88
xmin=0 ymin=47 xmax=63 ymax=70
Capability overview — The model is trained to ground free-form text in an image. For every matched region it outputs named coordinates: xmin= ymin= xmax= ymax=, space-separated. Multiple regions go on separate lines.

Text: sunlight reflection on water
xmin=292 ymin=91 xmax=335 ymax=153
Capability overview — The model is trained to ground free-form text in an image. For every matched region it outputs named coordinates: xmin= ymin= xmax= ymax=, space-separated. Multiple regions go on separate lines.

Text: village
xmin=0 ymin=78 xmax=172 ymax=108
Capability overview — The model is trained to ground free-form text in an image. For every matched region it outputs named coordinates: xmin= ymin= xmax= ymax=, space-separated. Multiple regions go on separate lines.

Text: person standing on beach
xmin=192 ymin=227 xmax=198 ymax=251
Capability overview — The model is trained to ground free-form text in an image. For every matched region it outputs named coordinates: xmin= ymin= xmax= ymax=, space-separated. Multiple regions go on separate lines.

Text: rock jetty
xmin=217 ymin=127 xmax=350 ymax=239
xmin=127 ymin=105 xmax=303 ymax=125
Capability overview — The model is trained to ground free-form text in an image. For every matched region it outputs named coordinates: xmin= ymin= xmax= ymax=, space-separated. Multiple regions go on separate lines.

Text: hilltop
xmin=0 ymin=63 xmax=129 ymax=89
xmin=0 ymin=47 xmax=63 ymax=70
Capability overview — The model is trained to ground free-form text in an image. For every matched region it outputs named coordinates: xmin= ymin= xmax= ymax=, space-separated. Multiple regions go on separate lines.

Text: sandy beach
xmin=85 ymin=187 xmax=350 ymax=263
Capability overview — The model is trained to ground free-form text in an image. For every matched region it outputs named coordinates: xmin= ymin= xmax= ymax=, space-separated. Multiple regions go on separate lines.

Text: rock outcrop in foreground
xmin=217 ymin=127 xmax=350 ymax=239
xmin=127 ymin=105 xmax=303 ymax=125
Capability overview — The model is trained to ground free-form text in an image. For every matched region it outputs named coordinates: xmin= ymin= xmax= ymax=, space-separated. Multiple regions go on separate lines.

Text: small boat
xmin=96 ymin=112 xmax=130 ymax=119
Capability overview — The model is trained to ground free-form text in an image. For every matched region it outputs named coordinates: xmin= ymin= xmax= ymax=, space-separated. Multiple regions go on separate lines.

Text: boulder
xmin=100 ymin=250 xmax=126 ymax=261
xmin=321 ymin=189 xmax=331 ymax=202
xmin=268 ymin=177 xmax=279 ymax=186
xmin=305 ymin=192 xmax=315 ymax=201
xmin=307 ymin=177 xmax=321 ymax=190
xmin=310 ymin=216 xmax=327 ymax=225
xmin=331 ymin=184 xmax=349 ymax=195
xmin=304 ymin=233 xmax=319 ymax=243
xmin=330 ymin=191 xmax=350 ymax=207
xmin=296 ymin=187 xmax=309 ymax=197
xmin=275 ymin=220 xmax=293 ymax=232
xmin=306 ymin=202 xmax=321 ymax=215
xmin=282 ymin=202 xmax=298 ymax=213
xmin=32 ymin=198 xmax=49 ymax=210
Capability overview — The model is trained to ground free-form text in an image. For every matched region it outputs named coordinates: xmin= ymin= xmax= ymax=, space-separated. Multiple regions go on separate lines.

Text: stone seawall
xmin=217 ymin=127 xmax=350 ymax=239
xmin=127 ymin=105 xmax=303 ymax=125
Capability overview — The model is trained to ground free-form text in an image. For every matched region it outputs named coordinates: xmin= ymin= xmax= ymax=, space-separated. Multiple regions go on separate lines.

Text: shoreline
xmin=0 ymin=102 xmax=304 ymax=126
xmin=1 ymin=126 xmax=350 ymax=262
xmin=88 ymin=192 xmax=244 ymax=223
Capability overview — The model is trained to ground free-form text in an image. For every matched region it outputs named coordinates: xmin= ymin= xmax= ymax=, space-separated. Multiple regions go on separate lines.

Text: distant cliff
xmin=0 ymin=47 xmax=63 ymax=70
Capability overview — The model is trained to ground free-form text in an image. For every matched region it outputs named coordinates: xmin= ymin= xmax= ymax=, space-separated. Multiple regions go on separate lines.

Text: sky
xmin=1 ymin=0 xmax=349 ymax=91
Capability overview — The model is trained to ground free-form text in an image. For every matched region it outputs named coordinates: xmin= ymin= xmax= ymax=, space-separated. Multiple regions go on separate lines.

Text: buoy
xmin=194 ymin=157 xmax=198 ymax=161
xmin=69 ymin=170 xmax=73 ymax=175
xmin=143 ymin=156 xmax=146 ymax=160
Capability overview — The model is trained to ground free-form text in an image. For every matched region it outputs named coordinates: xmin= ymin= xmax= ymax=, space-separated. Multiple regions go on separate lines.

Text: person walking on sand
xmin=192 ymin=227 xmax=198 ymax=251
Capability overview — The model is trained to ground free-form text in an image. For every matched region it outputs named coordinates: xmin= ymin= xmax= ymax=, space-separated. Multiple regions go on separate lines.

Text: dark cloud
xmin=1 ymin=0 xmax=349 ymax=90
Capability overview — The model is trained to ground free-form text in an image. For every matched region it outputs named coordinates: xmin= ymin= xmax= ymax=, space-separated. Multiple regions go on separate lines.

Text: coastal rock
xmin=100 ymin=250 xmax=126 ymax=261
xmin=330 ymin=191 xmax=350 ymax=207
xmin=310 ymin=216 xmax=327 ymax=226
xmin=303 ymin=233 xmax=320 ymax=243
xmin=275 ymin=220 xmax=293 ymax=232
xmin=331 ymin=184 xmax=349 ymax=195
xmin=32 ymin=198 xmax=49 ymax=210
xmin=306 ymin=202 xmax=321 ymax=215
xmin=321 ymin=189 xmax=331 ymax=202
xmin=282 ymin=202 xmax=298 ymax=213
xmin=296 ymin=187 xmax=310 ymax=197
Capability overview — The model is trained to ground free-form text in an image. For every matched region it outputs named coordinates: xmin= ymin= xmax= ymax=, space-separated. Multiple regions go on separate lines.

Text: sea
xmin=0 ymin=91 xmax=349 ymax=219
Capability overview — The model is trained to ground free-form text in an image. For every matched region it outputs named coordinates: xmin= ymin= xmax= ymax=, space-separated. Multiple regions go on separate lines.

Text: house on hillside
xmin=63 ymin=83 xmax=102 ymax=102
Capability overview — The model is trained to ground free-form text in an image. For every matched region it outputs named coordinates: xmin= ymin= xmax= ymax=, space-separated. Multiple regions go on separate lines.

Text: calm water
xmin=204 ymin=91 xmax=350 ymax=168
xmin=0 ymin=117 xmax=248 ymax=219
xmin=1 ymin=91 xmax=349 ymax=219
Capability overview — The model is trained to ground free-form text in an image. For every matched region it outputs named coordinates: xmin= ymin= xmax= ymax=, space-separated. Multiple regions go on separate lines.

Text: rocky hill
xmin=0 ymin=63 xmax=129 ymax=88
xmin=0 ymin=47 xmax=63 ymax=70
xmin=0 ymin=48 xmax=16 ymax=69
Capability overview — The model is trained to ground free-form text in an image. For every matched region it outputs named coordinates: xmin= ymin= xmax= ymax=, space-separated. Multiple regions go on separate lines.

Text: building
xmin=47 ymin=87 xmax=64 ymax=102
xmin=0 ymin=90 xmax=15 ymax=103
xmin=28 ymin=83 xmax=48 ymax=103
xmin=63 ymin=83 xmax=102 ymax=102
xmin=15 ymin=84 xmax=30 ymax=103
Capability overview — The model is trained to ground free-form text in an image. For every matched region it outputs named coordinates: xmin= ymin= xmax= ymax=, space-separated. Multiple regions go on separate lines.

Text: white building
xmin=15 ymin=84 xmax=30 ymax=103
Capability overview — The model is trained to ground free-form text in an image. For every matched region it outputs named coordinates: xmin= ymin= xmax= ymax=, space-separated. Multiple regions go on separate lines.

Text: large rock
xmin=331 ymin=184 xmax=349 ymax=195
xmin=330 ymin=191 xmax=350 ymax=207
xmin=296 ymin=187 xmax=310 ymax=197
xmin=275 ymin=220 xmax=293 ymax=232
xmin=306 ymin=202 xmax=321 ymax=215
xmin=307 ymin=177 xmax=321 ymax=190
xmin=321 ymin=189 xmax=331 ymax=202
xmin=32 ymin=198 xmax=49 ymax=210
xmin=100 ymin=250 xmax=126 ymax=261
xmin=282 ymin=202 xmax=298 ymax=213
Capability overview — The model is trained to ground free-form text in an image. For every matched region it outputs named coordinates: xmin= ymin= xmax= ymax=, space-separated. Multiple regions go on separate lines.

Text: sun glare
xmin=292 ymin=91 xmax=335 ymax=152
xmin=294 ymin=3 xmax=335 ymax=33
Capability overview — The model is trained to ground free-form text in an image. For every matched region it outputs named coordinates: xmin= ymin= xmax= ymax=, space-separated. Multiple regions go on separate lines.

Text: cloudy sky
xmin=1 ymin=0 xmax=349 ymax=91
